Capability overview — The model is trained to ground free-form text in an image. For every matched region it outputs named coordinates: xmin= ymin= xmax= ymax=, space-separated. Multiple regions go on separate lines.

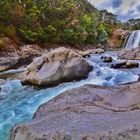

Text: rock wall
xmin=108 ymin=29 xmax=130 ymax=49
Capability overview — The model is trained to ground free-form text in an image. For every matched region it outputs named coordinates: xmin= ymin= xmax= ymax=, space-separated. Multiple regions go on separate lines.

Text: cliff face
xmin=108 ymin=29 xmax=130 ymax=48
xmin=10 ymin=82 xmax=140 ymax=140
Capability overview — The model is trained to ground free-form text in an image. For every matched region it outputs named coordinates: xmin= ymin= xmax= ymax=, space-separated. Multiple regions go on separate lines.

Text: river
xmin=0 ymin=51 xmax=139 ymax=140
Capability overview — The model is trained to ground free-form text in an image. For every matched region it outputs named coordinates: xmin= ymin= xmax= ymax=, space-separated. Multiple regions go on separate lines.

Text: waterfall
xmin=125 ymin=30 xmax=140 ymax=50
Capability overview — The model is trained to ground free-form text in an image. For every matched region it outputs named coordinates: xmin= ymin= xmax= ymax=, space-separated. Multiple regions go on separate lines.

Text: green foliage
xmin=5 ymin=25 xmax=19 ymax=42
xmin=20 ymin=27 xmax=38 ymax=43
xmin=86 ymin=29 xmax=97 ymax=44
xmin=123 ymin=18 xmax=140 ymax=30
xmin=0 ymin=0 xmax=121 ymax=47
xmin=0 ymin=39 xmax=4 ymax=49
xmin=97 ymin=23 xmax=108 ymax=44
xmin=63 ymin=29 xmax=80 ymax=45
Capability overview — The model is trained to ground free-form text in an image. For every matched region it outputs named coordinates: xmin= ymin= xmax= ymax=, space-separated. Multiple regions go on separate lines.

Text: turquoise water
xmin=0 ymin=55 xmax=139 ymax=140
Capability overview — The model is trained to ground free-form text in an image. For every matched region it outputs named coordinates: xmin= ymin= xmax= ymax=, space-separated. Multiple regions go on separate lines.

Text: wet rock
xmin=82 ymin=54 xmax=90 ymax=58
xmin=93 ymin=48 xmax=105 ymax=54
xmin=111 ymin=61 xmax=139 ymax=69
xmin=138 ymin=75 xmax=140 ymax=81
xmin=77 ymin=48 xmax=105 ymax=58
xmin=0 ymin=68 xmax=26 ymax=80
xmin=0 ymin=57 xmax=20 ymax=72
xmin=21 ymin=47 xmax=93 ymax=87
xmin=118 ymin=47 xmax=140 ymax=60
xmin=125 ymin=61 xmax=139 ymax=68
xmin=0 ymin=79 xmax=6 ymax=85
xmin=101 ymin=56 xmax=113 ymax=63
xmin=111 ymin=61 xmax=126 ymax=69
xmin=96 ymin=44 xmax=106 ymax=50
xmin=0 ymin=79 xmax=6 ymax=93
xmin=10 ymin=82 xmax=140 ymax=140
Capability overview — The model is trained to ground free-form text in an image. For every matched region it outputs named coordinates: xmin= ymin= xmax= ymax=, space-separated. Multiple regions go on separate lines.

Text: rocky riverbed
xmin=0 ymin=47 xmax=140 ymax=140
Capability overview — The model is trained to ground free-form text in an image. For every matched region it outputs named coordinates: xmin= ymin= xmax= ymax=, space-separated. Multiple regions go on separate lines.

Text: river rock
xmin=118 ymin=47 xmax=140 ymax=60
xmin=0 ymin=57 xmax=20 ymax=72
xmin=0 ymin=37 xmax=21 ymax=72
xmin=0 ymin=37 xmax=44 ymax=72
xmin=10 ymin=82 xmax=140 ymax=140
xmin=21 ymin=47 xmax=93 ymax=87
xmin=111 ymin=60 xmax=139 ymax=69
xmin=77 ymin=48 xmax=105 ymax=58
xmin=101 ymin=56 xmax=113 ymax=63
xmin=0 ymin=68 xmax=27 ymax=80
xmin=0 ymin=79 xmax=6 ymax=85
xmin=19 ymin=45 xmax=45 ymax=65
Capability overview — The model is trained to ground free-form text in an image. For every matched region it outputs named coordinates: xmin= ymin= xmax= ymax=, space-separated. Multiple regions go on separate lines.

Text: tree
xmin=0 ymin=0 xmax=122 ymax=47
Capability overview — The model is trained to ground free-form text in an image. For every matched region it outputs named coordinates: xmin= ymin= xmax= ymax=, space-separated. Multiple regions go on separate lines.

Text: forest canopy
xmin=0 ymin=0 xmax=138 ymax=47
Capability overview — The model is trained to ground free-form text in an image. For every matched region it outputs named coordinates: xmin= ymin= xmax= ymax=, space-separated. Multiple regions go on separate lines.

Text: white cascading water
xmin=125 ymin=30 xmax=140 ymax=50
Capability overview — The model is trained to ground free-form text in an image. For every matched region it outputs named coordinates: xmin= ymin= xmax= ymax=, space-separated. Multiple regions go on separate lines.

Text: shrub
xmin=63 ymin=29 xmax=80 ymax=45
xmin=20 ymin=27 xmax=38 ymax=43
xmin=86 ymin=29 xmax=98 ymax=44
xmin=97 ymin=23 xmax=108 ymax=44
xmin=5 ymin=25 xmax=19 ymax=43
xmin=0 ymin=39 xmax=5 ymax=50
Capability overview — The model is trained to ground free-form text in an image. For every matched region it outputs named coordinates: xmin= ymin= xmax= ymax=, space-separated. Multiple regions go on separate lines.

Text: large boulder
xmin=10 ymin=82 xmax=140 ymax=140
xmin=101 ymin=56 xmax=113 ymax=63
xmin=0 ymin=79 xmax=6 ymax=85
xmin=19 ymin=45 xmax=45 ymax=65
xmin=0 ymin=37 xmax=21 ymax=72
xmin=108 ymin=29 xmax=130 ymax=49
xmin=118 ymin=47 xmax=140 ymax=60
xmin=0 ymin=68 xmax=26 ymax=79
xmin=21 ymin=47 xmax=93 ymax=87
xmin=0 ymin=57 xmax=20 ymax=72
xmin=0 ymin=37 xmax=44 ymax=72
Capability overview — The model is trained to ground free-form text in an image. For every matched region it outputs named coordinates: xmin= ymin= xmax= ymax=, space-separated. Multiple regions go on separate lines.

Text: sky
xmin=89 ymin=0 xmax=140 ymax=21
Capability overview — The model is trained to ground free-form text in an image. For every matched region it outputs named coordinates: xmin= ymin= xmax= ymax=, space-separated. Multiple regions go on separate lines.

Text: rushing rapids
xmin=0 ymin=52 xmax=139 ymax=140
xmin=125 ymin=30 xmax=140 ymax=50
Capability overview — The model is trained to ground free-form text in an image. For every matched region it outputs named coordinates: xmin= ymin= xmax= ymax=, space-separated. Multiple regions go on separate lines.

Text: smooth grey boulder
xmin=10 ymin=82 xmax=140 ymax=140
xmin=21 ymin=47 xmax=93 ymax=87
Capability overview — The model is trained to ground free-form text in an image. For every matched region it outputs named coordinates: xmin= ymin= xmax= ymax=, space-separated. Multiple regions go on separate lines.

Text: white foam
xmin=125 ymin=30 xmax=140 ymax=50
